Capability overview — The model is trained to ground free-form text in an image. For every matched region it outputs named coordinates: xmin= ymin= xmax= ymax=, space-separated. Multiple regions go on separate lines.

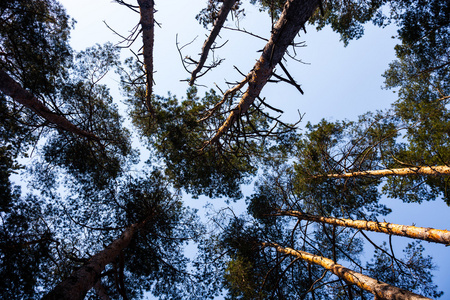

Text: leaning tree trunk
xmin=42 ymin=223 xmax=141 ymax=300
xmin=189 ymin=0 xmax=237 ymax=86
xmin=0 ymin=69 xmax=99 ymax=140
xmin=324 ymin=166 xmax=450 ymax=179
xmin=273 ymin=210 xmax=450 ymax=245
xmin=205 ymin=0 xmax=320 ymax=146
xmin=263 ymin=243 xmax=431 ymax=300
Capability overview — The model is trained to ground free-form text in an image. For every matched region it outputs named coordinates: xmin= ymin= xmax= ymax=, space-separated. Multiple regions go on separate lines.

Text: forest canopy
xmin=0 ymin=0 xmax=449 ymax=299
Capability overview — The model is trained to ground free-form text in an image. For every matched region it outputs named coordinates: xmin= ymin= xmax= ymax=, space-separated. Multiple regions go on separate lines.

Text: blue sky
xmin=58 ymin=0 xmax=450 ymax=297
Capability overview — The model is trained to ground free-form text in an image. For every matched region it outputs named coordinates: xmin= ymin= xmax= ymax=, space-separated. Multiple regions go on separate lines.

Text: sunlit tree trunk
xmin=206 ymin=0 xmax=320 ymax=145
xmin=189 ymin=0 xmax=237 ymax=86
xmin=263 ymin=243 xmax=431 ymax=300
xmin=137 ymin=0 xmax=155 ymax=115
xmin=324 ymin=166 xmax=450 ymax=179
xmin=42 ymin=223 xmax=140 ymax=300
xmin=0 ymin=69 xmax=99 ymax=140
xmin=274 ymin=210 xmax=450 ymax=245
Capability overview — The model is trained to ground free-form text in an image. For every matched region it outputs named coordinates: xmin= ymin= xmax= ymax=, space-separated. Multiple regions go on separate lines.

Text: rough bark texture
xmin=0 ymin=69 xmax=99 ymax=140
xmin=42 ymin=224 xmax=139 ymax=300
xmin=325 ymin=166 xmax=450 ymax=178
xmin=275 ymin=210 xmax=450 ymax=245
xmin=264 ymin=243 xmax=431 ymax=300
xmin=189 ymin=0 xmax=237 ymax=86
xmin=137 ymin=0 xmax=155 ymax=115
xmin=206 ymin=0 xmax=320 ymax=145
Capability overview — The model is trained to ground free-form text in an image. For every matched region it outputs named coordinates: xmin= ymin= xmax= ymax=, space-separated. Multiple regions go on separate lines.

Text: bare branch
xmin=198 ymin=74 xmax=250 ymax=122
xmin=114 ymin=0 xmax=140 ymax=13
xmin=278 ymin=61 xmax=303 ymax=94
xmin=103 ymin=21 xmax=141 ymax=48
xmin=257 ymin=96 xmax=283 ymax=114
xmin=437 ymin=95 xmax=450 ymax=101
xmin=223 ymin=25 xmax=269 ymax=42
xmin=190 ymin=0 xmax=237 ymax=86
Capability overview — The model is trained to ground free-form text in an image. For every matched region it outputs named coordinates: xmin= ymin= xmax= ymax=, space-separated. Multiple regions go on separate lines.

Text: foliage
xmin=0 ymin=0 xmax=448 ymax=298
xmin=249 ymin=0 xmax=287 ymax=19
xmin=0 ymin=195 xmax=55 ymax=299
xmin=0 ymin=94 xmax=35 ymax=210
xmin=95 ymin=172 xmax=203 ymax=299
xmin=381 ymin=1 xmax=450 ymax=204
xmin=309 ymin=0 xmax=387 ymax=45
xmin=196 ymin=0 xmax=245 ymax=29
xmin=121 ymin=60 xmax=263 ymax=199
xmin=0 ymin=0 xmax=73 ymax=94
xmin=293 ymin=119 xmax=391 ymax=218
xmin=217 ymin=212 xmax=366 ymax=299
xmin=366 ymin=241 xmax=443 ymax=298
xmin=0 ymin=0 xmax=72 ymax=210
xmin=148 ymin=89 xmax=257 ymax=199
xmin=32 ymin=43 xmax=136 ymax=192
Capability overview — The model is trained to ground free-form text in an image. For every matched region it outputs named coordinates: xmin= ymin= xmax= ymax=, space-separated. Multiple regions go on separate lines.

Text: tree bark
xmin=263 ymin=243 xmax=431 ymax=300
xmin=0 ymin=69 xmax=99 ymax=140
xmin=324 ymin=166 xmax=450 ymax=179
xmin=137 ymin=0 xmax=155 ymax=115
xmin=205 ymin=0 xmax=320 ymax=146
xmin=42 ymin=223 xmax=140 ymax=300
xmin=189 ymin=0 xmax=237 ymax=86
xmin=274 ymin=210 xmax=450 ymax=245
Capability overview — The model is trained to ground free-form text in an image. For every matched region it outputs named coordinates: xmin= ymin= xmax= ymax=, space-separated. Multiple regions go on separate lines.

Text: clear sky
xmin=58 ymin=0 xmax=450 ymax=298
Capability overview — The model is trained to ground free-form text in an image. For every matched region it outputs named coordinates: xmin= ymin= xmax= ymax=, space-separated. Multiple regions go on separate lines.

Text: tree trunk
xmin=206 ymin=0 xmax=320 ymax=145
xmin=0 ymin=69 xmax=99 ymax=140
xmin=324 ymin=166 xmax=450 ymax=179
xmin=42 ymin=223 xmax=140 ymax=300
xmin=263 ymin=243 xmax=431 ymax=300
xmin=137 ymin=0 xmax=155 ymax=115
xmin=274 ymin=210 xmax=450 ymax=245
xmin=189 ymin=0 xmax=237 ymax=86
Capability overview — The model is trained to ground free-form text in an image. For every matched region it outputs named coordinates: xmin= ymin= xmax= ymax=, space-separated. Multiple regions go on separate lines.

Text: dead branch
xmin=278 ymin=61 xmax=303 ymax=94
xmin=114 ymin=0 xmax=140 ymax=13
xmin=198 ymin=74 xmax=250 ymax=122
xmin=190 ymin=0 xmax=237 ymax=85
xmin=223 ymin=25 xmax=269 ymax=42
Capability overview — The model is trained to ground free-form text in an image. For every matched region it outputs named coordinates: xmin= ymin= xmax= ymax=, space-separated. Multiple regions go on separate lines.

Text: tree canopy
xmin=0 ymin=0 xmax=449 ymax=299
